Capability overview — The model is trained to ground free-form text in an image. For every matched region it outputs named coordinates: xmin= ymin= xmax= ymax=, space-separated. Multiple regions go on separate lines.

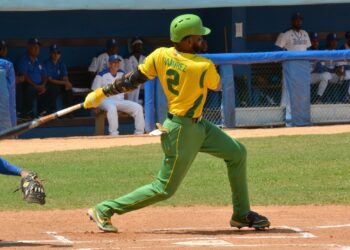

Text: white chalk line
xmin=174 ymin=239 xmax=234 ymax=247
xmin=141 ymin=225 xmax=316 ymax=240
xmin=46 ymin=231 xmax=73 ymax=244
xmin=1 ymin=224 xmax=349 ymax=249
xmin=314 ymin=224 xmax=350 ymax=229
xmin=175 ymin=243 xmax=349 ymax=249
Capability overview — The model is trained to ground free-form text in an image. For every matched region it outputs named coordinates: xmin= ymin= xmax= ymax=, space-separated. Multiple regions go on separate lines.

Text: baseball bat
xmin=0 ymin=103 xmax=84 ymax=139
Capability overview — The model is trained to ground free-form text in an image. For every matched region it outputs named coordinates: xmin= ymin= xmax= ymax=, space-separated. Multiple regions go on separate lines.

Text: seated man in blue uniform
xmin=17 ymin=38 xmax=48 ymax=118
xmin=44 ymin=44 xmax=73 ymax=115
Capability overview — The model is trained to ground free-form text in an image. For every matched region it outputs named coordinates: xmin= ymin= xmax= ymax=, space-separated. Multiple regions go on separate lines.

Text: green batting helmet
xmin=170 ymin=14 xmax=211 ymax=43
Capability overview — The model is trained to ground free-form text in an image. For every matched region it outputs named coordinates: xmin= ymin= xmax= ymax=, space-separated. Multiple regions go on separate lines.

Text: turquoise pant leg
xmin=200 ymin=120 xmax=250 ymax=219
xmin=96 ymin=118 xmax=205 ymax=217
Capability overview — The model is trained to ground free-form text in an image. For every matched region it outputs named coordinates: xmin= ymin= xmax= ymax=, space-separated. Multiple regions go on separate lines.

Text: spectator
xmin=274 ymin=12 xmax=311 ymax=116
xmin=309 ymin=32 xmax=326 ymax=103
xmin=44 ymin=44 xmax=73 ymax=114
xmin=88 ymin=38 xmax=125 ymax=82
xmin=125 ymin=37 xmax=146 ymax=103
xmin=91 ymin=54 xmax=145 ymax=136
xmin=312 ymin=33 xmax=348 ymax=103
xmin=275 ymin=12 xmax=311 ymax=51
xmin=17 ymin=38 xmax=48 ymax=119
xmin=309 ymin=32 xmax=319 ymax=50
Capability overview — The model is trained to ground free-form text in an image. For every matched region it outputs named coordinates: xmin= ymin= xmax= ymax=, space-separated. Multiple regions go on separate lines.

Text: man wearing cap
xmin=275 ymin=12 xmax=311 ymax=51
xmin=44 ymin=44 xmax=73 ymax=114
xmin=308 ymin=32 xmax=325 ymax=102
xmin=313 ymin=33 xmax=350 ymax=103
xmin=17 ymin=38 xmax=48 ymax=118
xmin=85 ymin=14 xmax=270 ymax=233
xmin=275 ymin=12 xmax=311 ymax=111
xmin=88 ymin=38 xmax=125 ymax=80
xmin=309 ymin=32 xmax=319 ymax=51
xmin=91 ymin=54 xmax=144 ymax=136
xmin=125 ymin=37 xmax=146 ymax=103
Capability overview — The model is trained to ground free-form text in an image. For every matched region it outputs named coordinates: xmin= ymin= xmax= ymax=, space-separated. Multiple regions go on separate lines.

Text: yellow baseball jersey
xmin=138 ymin=47 xmax=220 ymax=118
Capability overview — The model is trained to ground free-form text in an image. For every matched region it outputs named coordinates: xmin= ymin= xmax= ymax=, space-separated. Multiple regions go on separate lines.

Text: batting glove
xmin=83 ymin=88 xmax=106 ymax=109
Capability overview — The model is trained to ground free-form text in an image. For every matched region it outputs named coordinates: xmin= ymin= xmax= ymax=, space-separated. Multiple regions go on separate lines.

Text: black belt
xmin=167 ymin=113 xmax=201 ymax=123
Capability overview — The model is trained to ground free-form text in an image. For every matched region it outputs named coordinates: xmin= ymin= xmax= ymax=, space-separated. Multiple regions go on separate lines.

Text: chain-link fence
xmin=202 ymin=60 xmax=350 ymax=127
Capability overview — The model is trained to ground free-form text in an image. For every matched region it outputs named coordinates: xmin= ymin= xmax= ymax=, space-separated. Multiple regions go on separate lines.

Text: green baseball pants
xmin=96 ymin=116 xmax=250 ymax=221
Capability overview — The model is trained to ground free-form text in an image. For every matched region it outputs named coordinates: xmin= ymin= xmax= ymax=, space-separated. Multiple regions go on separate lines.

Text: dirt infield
xmin=2 ymin=124 xmax=350 ymax=155
xmin=1 ymin=124 xmax=350 ymax=249
xmin=1 ymin=206 xmax=350 ymax=249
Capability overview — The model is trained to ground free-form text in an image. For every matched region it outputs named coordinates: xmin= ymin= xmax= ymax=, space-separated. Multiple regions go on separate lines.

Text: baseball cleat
xmin=87 ymin=207 xmax=118 ymax=233
xmin=230 ymin=211 xmax=270 ymax=230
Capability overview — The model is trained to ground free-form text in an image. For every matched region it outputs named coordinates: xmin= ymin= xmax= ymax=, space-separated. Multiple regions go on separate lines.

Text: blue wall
xmin=1 ymin=3 xmax=349 ymax=68
xmin=0 ymin=9 xmax=215 ymax=67
xmin=245 ymin=3 xmax=350 ymax=51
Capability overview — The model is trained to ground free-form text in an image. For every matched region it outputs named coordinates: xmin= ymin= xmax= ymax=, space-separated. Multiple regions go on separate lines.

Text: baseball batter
xmin=84 ymin=14 xmax=270 ymax=232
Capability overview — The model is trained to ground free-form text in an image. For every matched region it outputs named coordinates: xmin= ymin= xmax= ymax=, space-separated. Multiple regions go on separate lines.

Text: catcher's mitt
xmin=18 ymin=172 xmax=46 ymax=205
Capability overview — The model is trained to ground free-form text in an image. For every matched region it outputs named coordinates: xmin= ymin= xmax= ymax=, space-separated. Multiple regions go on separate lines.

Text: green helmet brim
xmin=202 ymin=27 xmax=211 ymax=36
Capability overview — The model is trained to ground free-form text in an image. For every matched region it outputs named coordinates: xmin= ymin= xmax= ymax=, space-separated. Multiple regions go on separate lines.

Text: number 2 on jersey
xmin=166 ymin=69 xmax=179 ymax=95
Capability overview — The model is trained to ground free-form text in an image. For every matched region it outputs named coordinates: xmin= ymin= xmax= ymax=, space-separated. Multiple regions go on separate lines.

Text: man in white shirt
xmin=125 ymin=37 xmax=146 ymax=103
xmin=316 ymin=33 xmax=350 ymax=103
xmin=275 ymin=12 xmax=311 ymax=108
xmin=275 ymin=12 xmax=311 ymax=51
xmin=88 ymin=38 xmax=125 ymax=80
xmin=91 ymin=54 xmax=144 ymax=136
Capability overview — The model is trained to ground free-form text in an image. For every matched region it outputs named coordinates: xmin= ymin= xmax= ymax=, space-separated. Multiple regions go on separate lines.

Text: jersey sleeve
xmin=61 ymin=62 xmax=68 ymax=77
xmin=124 ymin=58 xmax=131 ymax=73
xmin=0 ymin=157 xmax=22 ymax=176
xmin=275 ymin=32 xmax=286 ymax=49
xmin=7 ymin=61 xmax=15 ymax=88
xmin=138 ymin=48 xmax=161 ymax=79
xmin=205 ymin=61 xmax=220 ymax=90
xmin=88 ymin=57 xmax=97 ymax=72
xmin=305 ymin=33 xmax=312 ymax=48
xmin=91 ymin=75 xmax=102 ymax=90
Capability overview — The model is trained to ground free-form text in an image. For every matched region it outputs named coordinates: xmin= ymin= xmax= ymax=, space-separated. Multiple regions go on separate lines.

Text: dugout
xmin=1 ymin=0 xmax=350 ymax=136
xmin=1 ymin=2 xmax=350 ymax=64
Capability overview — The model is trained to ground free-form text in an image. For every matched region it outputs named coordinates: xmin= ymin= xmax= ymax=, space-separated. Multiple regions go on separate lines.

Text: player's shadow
xmin=146 ymin=227 xmax=300 ymax=236
xmin=0 ymin=241 xmax=71 ymax=248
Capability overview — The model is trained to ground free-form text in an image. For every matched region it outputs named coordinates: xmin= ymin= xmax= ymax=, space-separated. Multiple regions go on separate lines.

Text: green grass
xmin=1 ymin=133 xmax=350 ymax=210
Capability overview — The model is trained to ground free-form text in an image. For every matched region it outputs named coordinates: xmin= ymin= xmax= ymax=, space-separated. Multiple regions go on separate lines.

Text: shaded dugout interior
xmin=1 ymin=3 xmax=349 ymax=69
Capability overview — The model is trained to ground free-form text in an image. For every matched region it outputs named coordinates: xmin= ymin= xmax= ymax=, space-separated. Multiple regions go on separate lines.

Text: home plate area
xmin=0 ymin=206 xmax=349 ymax=249
xmin=1 ymin=225 xmax=350 ymax=249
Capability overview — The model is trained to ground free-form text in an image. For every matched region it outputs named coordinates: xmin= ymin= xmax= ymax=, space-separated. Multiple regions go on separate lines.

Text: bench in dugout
xmin=235 ymin=63 xmax=282 ymax=107
xmin=94 ymin=108 xmax=134 ymax=135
